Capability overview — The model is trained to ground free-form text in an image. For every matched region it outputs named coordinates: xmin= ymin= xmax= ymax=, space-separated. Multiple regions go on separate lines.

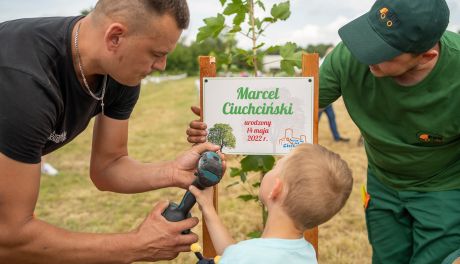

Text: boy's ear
xmin=268 ymin=178 xmax=284 ymax=200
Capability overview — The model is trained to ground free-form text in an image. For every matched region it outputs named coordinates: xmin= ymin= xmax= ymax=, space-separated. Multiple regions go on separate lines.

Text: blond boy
xmin=190 ymin=143 xmax=353 ymax=263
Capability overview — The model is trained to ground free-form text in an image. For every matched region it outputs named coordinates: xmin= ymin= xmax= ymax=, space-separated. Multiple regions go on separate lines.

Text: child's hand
xmin=189 ymin=185 xmax=214 ymax=214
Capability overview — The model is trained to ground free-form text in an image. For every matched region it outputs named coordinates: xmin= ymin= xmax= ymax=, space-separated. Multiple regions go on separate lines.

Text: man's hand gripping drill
xmin=162 ymin=151 xmax=223 ymax=233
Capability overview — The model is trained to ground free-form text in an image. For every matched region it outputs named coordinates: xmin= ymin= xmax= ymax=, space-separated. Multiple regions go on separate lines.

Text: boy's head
xmin=259 ymin=143 xmax=353 ymax=231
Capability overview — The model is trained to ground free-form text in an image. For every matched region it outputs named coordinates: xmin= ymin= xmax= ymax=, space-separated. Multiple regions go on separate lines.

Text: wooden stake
xmin=199 ymin=56 xmax=217 ymax=258
xmin=302 ymin=53 xmax=320 ymax=257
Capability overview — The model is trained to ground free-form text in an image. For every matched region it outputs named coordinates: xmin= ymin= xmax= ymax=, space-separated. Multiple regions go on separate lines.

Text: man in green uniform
xmin=321 ymin=0 xmax=460 ymax=262
xmin=186 ymin=0 xmax=460 ymax=263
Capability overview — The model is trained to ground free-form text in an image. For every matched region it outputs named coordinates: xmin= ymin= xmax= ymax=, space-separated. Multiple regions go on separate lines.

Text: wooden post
xmin=302 ymin=53 xmax=320 ymax=257
xmin=199 ymin=56 xmax=218 ymax=258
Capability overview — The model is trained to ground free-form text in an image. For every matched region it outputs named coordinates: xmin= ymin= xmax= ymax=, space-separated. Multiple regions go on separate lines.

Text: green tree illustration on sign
xmin=208 ymin=123 xmax=236 ymax=150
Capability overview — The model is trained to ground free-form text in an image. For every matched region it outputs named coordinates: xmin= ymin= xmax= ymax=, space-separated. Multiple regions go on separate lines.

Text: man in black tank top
xmin=0 ymin=0 xmax=221 ymax=262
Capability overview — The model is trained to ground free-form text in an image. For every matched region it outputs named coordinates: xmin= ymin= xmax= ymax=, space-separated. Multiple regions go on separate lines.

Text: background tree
xmin=80 ymin=7 xmax=93 ymax=16
xmin=305 ymin=44 xmax=334 ymax=58
xmin=165 ymin=41 xmax=196 ymax=75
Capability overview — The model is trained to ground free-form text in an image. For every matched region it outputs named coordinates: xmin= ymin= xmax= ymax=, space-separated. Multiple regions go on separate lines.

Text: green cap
xmin=338 ymin=0 xmax=450 ymax=65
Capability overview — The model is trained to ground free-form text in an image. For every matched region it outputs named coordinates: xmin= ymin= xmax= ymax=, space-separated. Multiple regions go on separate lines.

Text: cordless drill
xmin=162 ymin=151 xmax=223 ymax=232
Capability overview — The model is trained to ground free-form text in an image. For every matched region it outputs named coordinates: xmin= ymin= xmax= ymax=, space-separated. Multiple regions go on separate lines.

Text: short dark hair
xmin=143 ymin=0 xmax=190 ymax=29
xmin=94 ymin=0 xmax=189 ymax=30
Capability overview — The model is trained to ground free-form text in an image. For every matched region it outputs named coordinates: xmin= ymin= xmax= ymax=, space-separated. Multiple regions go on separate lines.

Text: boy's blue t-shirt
xmin=219 ymin=238 xmax=317 ymax=264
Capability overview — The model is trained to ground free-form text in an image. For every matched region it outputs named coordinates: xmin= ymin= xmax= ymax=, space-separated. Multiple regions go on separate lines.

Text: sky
xmin=1 ymin=0 xmax=459 ymax=49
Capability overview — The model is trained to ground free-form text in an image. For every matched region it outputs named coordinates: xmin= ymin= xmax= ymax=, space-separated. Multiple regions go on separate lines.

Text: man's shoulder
xmin=331 ymin=42 xmax=355 ymax=61
xmin=0 ymin=16 xmax=77 ymax=35
xmin=443 ymin=30 xmax=460 ymax=39
xmin=0 ymin=16 xmax=79 ymax=55
xmin=441 ymin=31 xmax=460 ymax=52
xmin=0 ymin=17 xmax=76 ymax=50
xmin=0 ymin=16 xmax=80 ymax=88
xmin=321 ymin=42 xmax=369 ymax=79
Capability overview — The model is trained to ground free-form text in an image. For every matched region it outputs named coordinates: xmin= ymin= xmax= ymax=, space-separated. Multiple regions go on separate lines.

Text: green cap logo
xmin=379 ymin=7 xmax=399 ymax=28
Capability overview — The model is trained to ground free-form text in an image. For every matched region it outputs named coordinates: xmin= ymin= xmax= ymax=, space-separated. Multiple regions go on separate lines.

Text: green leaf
xmin=196 ymin=14 xmax=225 ymax=42
xmin=281 ymin=60 xmax=296 ymax=75
xmin=219 ymin=0 xmax=227 ymax=6
xmin=271 ymin=1 xmax=291 ymax=21
xmin=246 ymin=56 xmax=254 ymax=67
xmin=260 ymin=155 xmax=275 ymax=171
xmin=254 ymin=42 xmax=265 ymax=50
xmin=204 ymin=13 xmax=225 ymax=28
xmin=240 ymin=171 xmax=247 ymax=182
xmin=240 ymin=156 xmax=259 ymax=171
xmin=265 ymin=45 xmax=280 ymax=54
xmin=196 ymin=28 xmax=213 ymax=43
xmin=280 ymin=42 xmax=297 ymax=58
xmin=262 ymin=17 xmax=275 ymax=23
xmin=235 ymin=48 xmax=248 ymax=56
xmin=256 ymin=0 xmax=266 ymax=11
xmin=247 ymin=230 xmax=262 ymax=238
xmin=233 ymin=11 xmax=246 ymax=26
xmin=254 ymin=18 xmax=262 ymax=30
xmin=252 ymin=182 xmax=261 ymax=188
xmin=217 ymin=53 xmax=233 ymax=65
xmin=230 ymin=167 xmax=241 ymax=177
xmin=240 ymin=155 xmax=275 ymax=172
xmin=280 ymin=43 xmax=302 ymax=74
xmin=224 ymin=0 xmax=244 ymax=15
xmin=292 ymin=51 xmax=303 ymax=68
xmin=229 ymin=25 xmax=242 ymax=33
xmin=238 ymin=194 xmax=257 ymax=202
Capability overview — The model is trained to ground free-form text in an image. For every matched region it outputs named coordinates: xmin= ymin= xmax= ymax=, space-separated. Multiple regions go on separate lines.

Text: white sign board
xmin=203 ymin=77 xmax=314 ymax=155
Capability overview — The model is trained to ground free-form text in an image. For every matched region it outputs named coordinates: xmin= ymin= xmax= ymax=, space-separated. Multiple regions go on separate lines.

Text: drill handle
xmin=178 ymin=190 xmax=197 ymax=214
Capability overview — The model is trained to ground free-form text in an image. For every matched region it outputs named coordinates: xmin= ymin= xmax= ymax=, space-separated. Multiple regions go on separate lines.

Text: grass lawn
xmin=37 ymin=77 xmax=371 ymax=263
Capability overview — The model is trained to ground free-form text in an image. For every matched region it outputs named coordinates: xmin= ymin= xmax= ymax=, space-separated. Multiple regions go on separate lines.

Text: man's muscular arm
xmin=90 ymin=114 xmax=220 ymax=193
xmin=0 ymin=153 xmax=198 ymax=263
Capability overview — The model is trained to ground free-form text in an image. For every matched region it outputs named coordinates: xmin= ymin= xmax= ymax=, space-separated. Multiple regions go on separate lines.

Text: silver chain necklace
xmin=74 ymin=22 xmax=107 ymax=115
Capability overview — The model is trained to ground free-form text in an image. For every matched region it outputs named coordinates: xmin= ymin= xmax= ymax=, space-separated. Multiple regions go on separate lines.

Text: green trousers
xmin=365 ymin=171 xmax=460 ymax=264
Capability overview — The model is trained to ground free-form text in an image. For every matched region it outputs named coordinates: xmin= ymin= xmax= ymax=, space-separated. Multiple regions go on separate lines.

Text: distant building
xmin=262 ymin=55 xmax=282 ymax=73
